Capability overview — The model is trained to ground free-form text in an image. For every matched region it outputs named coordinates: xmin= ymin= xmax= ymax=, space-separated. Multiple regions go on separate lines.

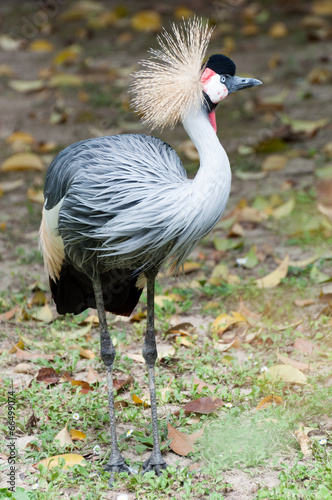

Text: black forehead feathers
xmin=205 ymin=54 xmax=236 ymax=76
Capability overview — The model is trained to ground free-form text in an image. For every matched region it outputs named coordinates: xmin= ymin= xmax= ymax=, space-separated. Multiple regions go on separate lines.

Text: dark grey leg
xmin=92 ymin=277 xmax=133 ymax=482
xmin=142 ymin=273 xmax=167 ymax=474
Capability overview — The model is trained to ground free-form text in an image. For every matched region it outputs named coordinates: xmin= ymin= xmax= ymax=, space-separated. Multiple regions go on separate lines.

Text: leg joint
xmin=142 ymin=343 xmax=157 ymax=366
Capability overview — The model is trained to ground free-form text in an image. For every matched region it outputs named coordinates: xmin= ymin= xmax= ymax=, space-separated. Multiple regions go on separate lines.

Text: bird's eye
xmin=220 ymin=76 xmax=226 ymax=83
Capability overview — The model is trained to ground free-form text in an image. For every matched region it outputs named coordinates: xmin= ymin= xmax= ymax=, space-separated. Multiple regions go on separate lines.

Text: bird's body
xmin=39 ymin=17 xmax=261 ymax=482
xmin=40 ymin=111 xmax=231 ymax=316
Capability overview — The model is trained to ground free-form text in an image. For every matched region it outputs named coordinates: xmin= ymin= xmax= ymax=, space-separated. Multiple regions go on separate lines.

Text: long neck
xmin=182 ymin=106 xmax=231 ymax=209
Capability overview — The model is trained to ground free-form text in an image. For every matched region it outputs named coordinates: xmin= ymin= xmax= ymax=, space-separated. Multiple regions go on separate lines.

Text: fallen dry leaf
xmin=86 ymin=366 xmax=103 ymax=384
xmin=131 ymin=10 xmax=162 ymax=32
xmin=212 ymin=311 xmax=247 ymax=336
xmin=132 ymin=393 xmax=150 ymax=407
xmin=15 ymin=347 xmax=54 ymax=361
xmin=8 ymin=79 xmax=45 ymax=93
xmin=193 ymin=375 xmax=217 ymax=394
xmin=36 ymin=367 xmax=60 ymax=385
xmin=261 ymin=364 xmax=307 ymax=384
xmin=256 ymin=254 xmax=289 ymax=289
xmin=262 ymin=154 xmax=288 ymax=172
xmin=54 ymin=426 xmax=74 ymax=447
xmin=183 ymin=397 xmax=224 ymax=415
xmin=293 ymin=338 xmax=317 ymax=356
xmin=69 ymin=429 xmax=86 ymax=441
xmin=256 ymin=395 xmax=284 ymax=410
xmin=276 ymin=352 xmax=313 ymax=372
xmin=13 ymin=362 xmax=35 ymax=374
xmin=113 ymin=375 xmax=133 ymax=393
xmin=30 ymin=305 xmax=53 ymax=323
xmin=294 ymin=430 xmax=312 ymax=456
xmin=167 ymin=423 xmax=195 ymax=456
xmin=35 ymin=453 xmax=86 ymax=469
xmin=69 ymin=344 xmax=95 ymax=359
xmin=1 ymin=152 xmax=43 ymax=172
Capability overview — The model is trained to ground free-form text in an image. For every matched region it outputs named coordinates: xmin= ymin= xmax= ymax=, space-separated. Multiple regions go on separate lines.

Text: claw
xmin=143 ymin=456 xmax=168 ymax=475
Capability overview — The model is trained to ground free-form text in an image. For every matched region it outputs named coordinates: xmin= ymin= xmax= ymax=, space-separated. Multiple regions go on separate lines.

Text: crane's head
xmin=201 ymin=54 xmax=262 ymax=132
xmin=130 ymin=18 xmax=262 ymax=131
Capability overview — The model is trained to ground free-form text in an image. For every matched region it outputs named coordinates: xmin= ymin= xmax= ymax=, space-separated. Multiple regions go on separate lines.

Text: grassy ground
xmin=0 ymin=1 xmax=332 ymax=498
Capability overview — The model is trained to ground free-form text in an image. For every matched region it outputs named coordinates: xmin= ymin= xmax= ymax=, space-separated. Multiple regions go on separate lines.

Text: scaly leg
xmin=142 ymin=273 xmax=167 ymax=474
xmin=92 ymin=277 xmax=133 ymax=482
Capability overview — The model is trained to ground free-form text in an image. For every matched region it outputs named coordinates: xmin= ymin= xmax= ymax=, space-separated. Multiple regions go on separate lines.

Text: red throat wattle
xmin=208 ymin=110 xmax=217 ymax=133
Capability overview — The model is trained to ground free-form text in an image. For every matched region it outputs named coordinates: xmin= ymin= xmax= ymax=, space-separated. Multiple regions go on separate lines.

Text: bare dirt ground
xmin=0 ymin=0 xmax=332 ymax=499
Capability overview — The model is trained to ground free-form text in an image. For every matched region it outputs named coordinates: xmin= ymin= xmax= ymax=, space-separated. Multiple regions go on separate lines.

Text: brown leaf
xmin=276 ymin=352 xmax=312 ymax=371
xmin=15 ymin=347 xmax=54 ymax=361
xmin=183 ymin=397 xmax=224 ymax=415
xmin=294 ymin=430 xmax=312 ymax=456
xmin=70 ymin=379 xmax=93 ymax=394
xmin=294 ymin=298 xmax=315 ymax=307
xmin=14 ymin=362 xmax=35 ymax=374
xmin=113 ymin=375 xmax=133 ymax=393
xmin=293 ymin=338 xmax=317 ymax=355
xmin=167 ymin=423 xmax=195 ymax=456
xmin=86 ymin=366 xmax=103 ymax=384
xmin=36 ymin=367 xmax=60 ymax=385
xmin=188 ymin=427 xmax=204 ymax=443
xmin=0 ymin=306 xmax=20 ymax=321
xmin=193 ymin=375 xmax=216 ymax=394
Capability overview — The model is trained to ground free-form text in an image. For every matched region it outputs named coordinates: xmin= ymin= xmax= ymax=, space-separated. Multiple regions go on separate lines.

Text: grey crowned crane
xmin=39 ymin=18 xmax=261 ymax=480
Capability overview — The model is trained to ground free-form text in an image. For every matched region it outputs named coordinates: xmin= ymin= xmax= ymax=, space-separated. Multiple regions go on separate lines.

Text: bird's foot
xmin=104 ymin=458 xmax=138 ymax=487
xmin=143 ymin=455 xmax=168 ymax=475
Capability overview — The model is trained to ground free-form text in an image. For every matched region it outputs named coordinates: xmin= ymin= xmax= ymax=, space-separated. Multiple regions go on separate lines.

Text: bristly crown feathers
xmin=130 ymin=17 xmax=214 ymax=130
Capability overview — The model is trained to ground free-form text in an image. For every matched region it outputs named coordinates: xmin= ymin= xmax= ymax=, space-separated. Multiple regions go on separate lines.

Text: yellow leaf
xmin=183 ymin=262 xmax=201 ymax=274
xmin=1 ymin=153 xmax=43 ymax=172
xmin=8 ymin=79 xmax=45 ymax=93
xmin=256 ymin=395 xmax=284 ymax=410
xmin=212 ymin=311 xmax=247 ymax=335
xmin=70 ymin=344 xmax=95 ymax=359
xmin=260 ymin=364 xmax=307 ymax=385
xmin=262 ymin=154 xmax=288 ymax=172
xmin=31 ymin=305 xmax=53 ymax=323
xmin=35 ymin=453 xmax=86 ymax=469
xmin=154 ymin=294 xmax=181 ymax=307
xmin=69 ymin=429 xmax=86 ymax=441
xmin=312 ymin=0 xmax=332 ymax=15
xmin=256 ymin=254 xmax=289 ymax=289
xmin=6 ymin=131 xmax=35 ymax=145
xmin=49 ymin=74 xmax=83 ymax=87
xmin=268 ymin=22 xmax=288 ymax=38
xmin=174 ymin=6 xmax=195 ymax=20
xmin=131 ymin=10 xmax=162 ymax=32
xmin=29 ymin=39 xmax=55 ymax=52
xmin=27 ymin=188 xmax=44 ymax=204
xmin=54 ymin=426 xmax=74 ymax=447
xmin=53 ymin=45 xmax=81 ymax=66
xmin=273 ymin=198 xmax=295 ymax=219
xmin=132 ymin=393 xmax=150 ymax=406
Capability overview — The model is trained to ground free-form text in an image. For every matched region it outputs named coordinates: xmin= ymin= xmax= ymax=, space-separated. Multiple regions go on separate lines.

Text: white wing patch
xmin=39 ymin=199 xmax=65 ymax=281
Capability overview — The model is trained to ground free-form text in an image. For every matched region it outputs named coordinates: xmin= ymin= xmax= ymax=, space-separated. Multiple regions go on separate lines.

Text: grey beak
xmin=226 ymin=75 xmax=262 ymax=94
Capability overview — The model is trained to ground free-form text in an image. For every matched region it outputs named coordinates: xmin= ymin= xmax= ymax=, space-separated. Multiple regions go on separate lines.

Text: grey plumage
xmin=45 ymin=133 xmax=229 ymax=276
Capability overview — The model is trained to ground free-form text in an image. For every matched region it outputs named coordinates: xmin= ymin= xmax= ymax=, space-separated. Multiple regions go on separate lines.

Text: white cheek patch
xmin=202 ymin=73 xmax=228 ymax=103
